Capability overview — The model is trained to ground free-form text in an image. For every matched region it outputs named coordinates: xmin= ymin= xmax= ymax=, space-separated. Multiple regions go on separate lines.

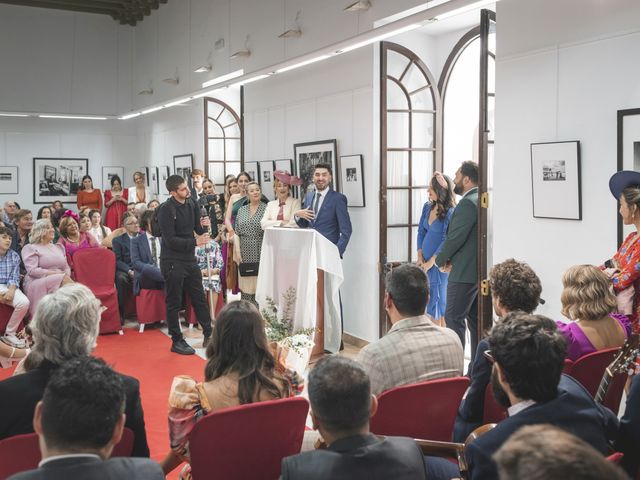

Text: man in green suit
xmin=435 ymin=161 xmax=479 ymax=361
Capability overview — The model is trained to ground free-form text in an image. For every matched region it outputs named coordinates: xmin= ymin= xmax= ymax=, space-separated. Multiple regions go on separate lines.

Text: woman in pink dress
xmin=103 ymin=174 xmax=128 ymax=231
xmin=56 ymin=211 xmax=100 ymax=276
xmin=22 ymin=219 xmax=74 ymax=315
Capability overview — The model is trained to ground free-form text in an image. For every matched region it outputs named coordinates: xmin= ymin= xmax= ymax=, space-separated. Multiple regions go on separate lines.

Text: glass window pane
xmin=410 ymin=88 xmax=434 ymax=111
xmin=208 ymin=118 xmax=223 ymax=137
xmin=226 ymin=139 xmax=241 ymax=161
xmin=208 ymin=162 xmax=225 ymax=184
xmin=208 ymin=139 xmax=224 ymax=161
xmin=412 ymin=151 xmax=433 ymax=186
xmin=412 ymin=188 xmax=429 ymax=224
xmin=387 ymin=50 xmax=411 ymax=81
xmin=207 ymin=101 xmax=223 ymax=120
xmin=404 ymin=62 xmax=430 ymax=96
xmin=387 ymin=80 xmax=409 ymax=110
xmin=488 ymin=21 xmax=496 ymax=54
xmin=387 ymin=151 xmax=408 ymax=187
xmin=225 ymin=123 xmax=240 ymax=138
xmin=387 ymin=189 xmax=408 ymax=224
xmin=412 ymin=112 xmax=434 ymax=149
xmin=219 ymin=110 xmax=238 ymax=129
xmin=387 ymin=227 xmax=408 ymax=263
xmin=388 ymin=112 xmax=409 ymax=149
xmin=226 ymin=162 xmax=241 ymax=177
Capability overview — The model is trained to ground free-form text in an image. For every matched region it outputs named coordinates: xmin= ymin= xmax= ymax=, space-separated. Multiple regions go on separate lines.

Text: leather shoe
xmin=171 ymin=339 xmax=195 ymax=355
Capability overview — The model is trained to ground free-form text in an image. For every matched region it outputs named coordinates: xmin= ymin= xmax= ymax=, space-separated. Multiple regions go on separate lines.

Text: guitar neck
xmin=595 ymin=368 xmax=613 ymax=405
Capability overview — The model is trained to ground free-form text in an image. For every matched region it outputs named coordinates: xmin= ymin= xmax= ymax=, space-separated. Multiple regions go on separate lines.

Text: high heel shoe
xmin=0 ymin=345 xmax=29 ymax=369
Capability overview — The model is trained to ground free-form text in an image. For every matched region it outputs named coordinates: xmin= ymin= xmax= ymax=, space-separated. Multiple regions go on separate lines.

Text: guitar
xmin=594 ymin=333 xmax=639 ymax=405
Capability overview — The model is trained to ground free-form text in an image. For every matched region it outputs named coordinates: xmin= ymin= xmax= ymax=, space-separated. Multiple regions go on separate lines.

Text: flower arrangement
xmin=262 ymin=286 xmax=315 ymax=358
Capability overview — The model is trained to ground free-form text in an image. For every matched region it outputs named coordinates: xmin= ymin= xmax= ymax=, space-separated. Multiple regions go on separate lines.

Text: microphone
xmin=200 ymin=206 xmax=212 ymax=236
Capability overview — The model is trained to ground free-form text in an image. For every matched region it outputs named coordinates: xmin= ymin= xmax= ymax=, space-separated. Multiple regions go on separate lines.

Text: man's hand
xmin=200 ymin=216 xmax=211 ymax=228
xmin=128 ymin=269 xmax=134 ymax=278
xmin=295 ymin=208 xmax=315 ymax=221
xmin=196 ymin=233 xmax=211 ymax=246
xmin=440 ymin=261 xmax=452 ymax=273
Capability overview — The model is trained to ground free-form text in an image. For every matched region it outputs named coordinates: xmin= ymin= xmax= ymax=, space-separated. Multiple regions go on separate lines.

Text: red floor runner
xmin=93 ymin=328 xmax=205 ymax=466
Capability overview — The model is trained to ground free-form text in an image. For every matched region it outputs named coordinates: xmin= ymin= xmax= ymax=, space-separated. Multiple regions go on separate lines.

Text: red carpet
xmin=93 ymin=328 xmax=205 ymax=465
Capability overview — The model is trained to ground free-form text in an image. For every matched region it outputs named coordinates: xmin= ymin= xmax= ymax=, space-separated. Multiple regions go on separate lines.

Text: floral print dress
xmin=608 ymin=231 xmax=640 ymax=329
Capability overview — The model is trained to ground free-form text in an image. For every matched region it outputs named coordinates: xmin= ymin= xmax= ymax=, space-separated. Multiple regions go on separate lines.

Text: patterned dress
xmin=195 ymin=240 xmax=224 ymax=293
xmin=235 ymin=202 xmax=267 ymax=300
xmin=607 ymin=232 xmax=640 ymax=329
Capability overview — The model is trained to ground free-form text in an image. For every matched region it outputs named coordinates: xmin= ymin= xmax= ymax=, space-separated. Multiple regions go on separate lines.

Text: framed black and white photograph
xmin=173 ymin=154 xmax=194 ymax=188
xmin=0 ymin=167 xmax=18 ymax=195
xmin=617 ymin=108 xmax=640 ymax=244
xmin=102 ymin=166 xmax=124 ymax=191
xmin=158 ymin=166 xmax=170 ymax=196
xmin=34 ymin=158 xmax=88 ymax=204
xmin=260 ymin=160 xmax=275 ymax=200
xmin=294 ymin=140 xmax=337 ymax=197
xmin=530 ymin=141 xmax=581 ymax=220
xmin=339 ymin=154 xmax=365 ymax=207
xmin=244 ymin=161 xmax=260 ymax=183
xmin=150 ymin=167 xmax=159 ymax=195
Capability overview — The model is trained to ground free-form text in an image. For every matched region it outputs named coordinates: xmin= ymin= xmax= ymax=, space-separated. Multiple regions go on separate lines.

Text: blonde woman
xmin=261 ymin=171 xmax=302 ymax=229
xmin=128 ymin=171 xmax=155 ymax=205
xmin=558 ymin=264 xmax=631 ymax=361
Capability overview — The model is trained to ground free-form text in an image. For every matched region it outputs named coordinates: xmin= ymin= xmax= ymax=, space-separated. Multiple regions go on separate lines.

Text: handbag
xmin=239 ymin=262 xmax=259 ymax=276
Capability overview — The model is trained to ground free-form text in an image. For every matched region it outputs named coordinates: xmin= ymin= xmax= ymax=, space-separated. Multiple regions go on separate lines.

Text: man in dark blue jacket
xmin=112 ymin=214 xmax=139 ymax=324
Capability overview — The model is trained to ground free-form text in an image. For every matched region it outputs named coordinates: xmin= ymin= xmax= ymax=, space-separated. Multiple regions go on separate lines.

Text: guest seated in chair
xmin=616 ymin=373 xmax=640 ymax=478
xmin=56 ymin=211 xmax=100 ymax=275
xmin=557 ymin=264 xmax=631 ymax=361
xmin=464 ymin=313 xmax=618 ymax=480
xmin=0 ymin=226 xmax=29 ymax=348
xmin=7 ymin=357 xmax=163 ymax=480
xmin=0 ymin=284 xmax=150 ymax=457
xmin=454 ymin=258 xmax=542 ymax=442
xmin=356 ymin=263 xmax=463 ymax=396
xmin=22 ymin=220 xmax=73 ymax=319
xmin=10 ymin=209 xmax=33 ymax=275
xmin=161 ymin=300 xmax=291 ymax=477
xmin=281 ymin=356 xmax=428 ymax=480
xmin=112 ymin=215 xmax=139 ymax=324
xmin=130 ymin=210 xmax=164 ymax=295
xmin=493 ymin=424 xmax=628 ymax=480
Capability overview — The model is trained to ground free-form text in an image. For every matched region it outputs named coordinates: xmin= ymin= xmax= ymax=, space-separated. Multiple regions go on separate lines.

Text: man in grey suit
xmin=280 ymin=356 xmax=427 ymax=480
xmin=8 ymin=357 xmax=163 ymax=480
xmin=435 ymin=161 xmax=479 ymax=361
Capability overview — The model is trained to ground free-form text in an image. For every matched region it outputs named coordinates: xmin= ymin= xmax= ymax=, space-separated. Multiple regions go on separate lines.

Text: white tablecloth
xmin=256 ymin=227 xmax=344 ymax=353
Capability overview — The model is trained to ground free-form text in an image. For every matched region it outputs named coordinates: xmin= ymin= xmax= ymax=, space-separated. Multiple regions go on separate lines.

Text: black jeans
xmin=115 ymin=270 xmax=133 ymax=319
xmin=445 ymin=281 xmax=479 ymax=362
xmin=161 ymin=259 xmax=212 ymax=343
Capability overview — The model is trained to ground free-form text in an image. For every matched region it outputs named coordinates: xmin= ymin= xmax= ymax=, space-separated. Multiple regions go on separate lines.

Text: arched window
xmin=204 ymin=98 xmax=243 ymax=192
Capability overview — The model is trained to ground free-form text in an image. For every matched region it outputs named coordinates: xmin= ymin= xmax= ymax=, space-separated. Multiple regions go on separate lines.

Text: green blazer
xmin=435 ymin=187 xmax=478 ymax=284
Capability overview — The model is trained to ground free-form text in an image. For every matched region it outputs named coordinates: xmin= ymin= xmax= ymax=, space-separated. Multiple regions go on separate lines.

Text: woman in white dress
xmin=127 ymin=171 xmax=155 ymax=206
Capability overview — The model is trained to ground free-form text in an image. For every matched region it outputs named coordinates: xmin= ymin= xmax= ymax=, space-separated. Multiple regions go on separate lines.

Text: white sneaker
xmin=2 ymin=334 xmax=26 ymax=348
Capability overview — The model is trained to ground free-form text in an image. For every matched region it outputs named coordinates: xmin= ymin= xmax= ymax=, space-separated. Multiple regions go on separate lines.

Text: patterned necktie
xmin=313 ymin=193 xmax=322 ymax=215
xmin=150 ymin=236 xmax=158 ymax=266
xmin=277 ymin=201 xmax=285 ymax=221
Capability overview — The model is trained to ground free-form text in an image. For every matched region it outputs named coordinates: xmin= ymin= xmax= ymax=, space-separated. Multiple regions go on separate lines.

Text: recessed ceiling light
xmin=278 ymin=28 xmax=302 ymax=38
xmin=194 ymin=64 xmax=212 ymax=73
xmin=137 ymin=88 xmax=153 ymax=95
xmin=344 ymin=1 xmax=371 ymax=12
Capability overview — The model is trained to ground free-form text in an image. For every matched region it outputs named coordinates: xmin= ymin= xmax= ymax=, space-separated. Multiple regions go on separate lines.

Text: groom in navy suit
xmin=130 ymin=210 xmax=165 ymax=295
xmin=295 ymin=163 xmax=352 ymax=257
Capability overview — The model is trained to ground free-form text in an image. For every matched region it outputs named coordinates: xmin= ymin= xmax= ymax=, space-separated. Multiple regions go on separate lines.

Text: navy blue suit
xmin=112 ymin=234 xmax=134 ymax=319
xmin=465 ymin=374 xmax=618 ymax=480
xmin=130 ymin=232 xmax=164 ymax=295
xmin=296 ymin=189 xmax=352 ymax=257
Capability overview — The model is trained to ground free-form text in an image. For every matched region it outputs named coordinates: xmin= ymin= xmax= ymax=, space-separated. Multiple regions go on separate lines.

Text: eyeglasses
xmin=483 ymin=350 xmax=495 ymax=364
xmin=125 ymin=221 xmax=138 ymax=226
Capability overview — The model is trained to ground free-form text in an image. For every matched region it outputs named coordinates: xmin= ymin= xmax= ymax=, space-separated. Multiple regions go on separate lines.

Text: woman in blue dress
xmin=417 ymin=172 xmax=456 ymax=325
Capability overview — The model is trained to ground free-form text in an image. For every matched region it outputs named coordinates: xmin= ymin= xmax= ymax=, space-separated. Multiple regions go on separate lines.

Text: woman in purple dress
xmin=22 ymin=219 xmax=74 ymax=315
xmin=56 ymin=211 xmax=100 ymax=276
xmin=557 ymin=264 xmax=631 ymax=361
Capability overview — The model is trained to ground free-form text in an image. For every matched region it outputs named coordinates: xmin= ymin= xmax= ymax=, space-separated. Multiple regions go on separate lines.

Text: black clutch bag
xmin=238 ymin=262 xmax=259 ymax=277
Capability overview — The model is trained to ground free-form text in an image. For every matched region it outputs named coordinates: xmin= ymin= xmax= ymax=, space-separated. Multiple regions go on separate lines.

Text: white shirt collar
xmin=315 ymin=186 xmax=330 ymax=196
xmin=507 ymin=399 xmax=536 ymax=417
xmin=39 ymin=453 xmax=101 ymax=467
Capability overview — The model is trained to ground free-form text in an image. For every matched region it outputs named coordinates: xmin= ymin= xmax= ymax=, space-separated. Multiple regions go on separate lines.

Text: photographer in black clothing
xmin=158 ymin=175 xmax=213 ymax=355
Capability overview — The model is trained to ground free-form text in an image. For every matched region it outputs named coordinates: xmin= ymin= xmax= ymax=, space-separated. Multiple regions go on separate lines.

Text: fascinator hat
xmin=609 ymin=170 xmax=640 ymax=200
xmin=273 ymin=170 xmax=303 ymax=186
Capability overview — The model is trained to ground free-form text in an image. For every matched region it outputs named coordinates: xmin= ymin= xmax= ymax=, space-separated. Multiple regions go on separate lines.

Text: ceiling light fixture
xmin=279 ymin=28 xmax=302 ymax=38
xmin=164 ymin=97 xmax=193 ymax=108
xmin=230 ymin=49 xmax=250 ymax=59
xmin=140 ymin=106 xmax=164 ymax=115
xmin=162 ymin=76 xmax=179 ymax=86
xmin=39 ymin=115 xmax=107 ymax=120
xmin=119 ymin=112 xmax=141 ymax=120
xmin=230 ymin=74 xmax=271 ymax=88
xmin=276 ymin=55 xmax=330 ymax=74
xmin=0 ymin=113 xmax=29 ymax=117
xmin=194 ymin=64 xmax=212 ymax=73
xmin=137 ymin=88 xmax=153 ymax=95
xmin=344 ymin=1 xmax=371 ymax=12
xmin=433 ymin=0 xmax=496 ymax=20
xmin=202 ymin=69 xmax=244 ymax=88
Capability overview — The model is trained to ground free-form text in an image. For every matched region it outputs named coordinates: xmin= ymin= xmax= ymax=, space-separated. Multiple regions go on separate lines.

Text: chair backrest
xmin=369 ymin=376 xmax=470 ymax=442
xmin=73 ymin=248 xmax=116 ymax=288
xmin=0 ymin=428 xmax=134 ymax=478
xmin=189 ymin=396 xmax=309 ymax=480
xmin=482 ymin=383 xmax=508 ymax=424
xmin=606 ymin=452 xmax=624 ymax=464
xmin=568 ymin=348 xmax=619 ymax=398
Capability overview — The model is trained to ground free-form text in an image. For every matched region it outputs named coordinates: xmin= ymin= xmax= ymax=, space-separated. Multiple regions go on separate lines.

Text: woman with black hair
xmin=103 ymin=174 xmax=128 ymax=231
xmin=76 ymin=175 xmax=103 ymax=212
xmin=162 ymin=300 xmax=291 ymax=477
xmin=417 ymin=172 xmax=456 ymax=325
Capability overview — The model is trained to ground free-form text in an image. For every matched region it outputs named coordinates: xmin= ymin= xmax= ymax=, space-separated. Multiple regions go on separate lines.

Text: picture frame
xmin=173 ymin=154 xmax=194 ymax=189
xmin=617 ymin=108 xmax=640 ymax=245
xmin=158 ymin=166 xmax=170 ymax=196
xmin=0 ymin=167 xmax=19 ymax=195
xmin=33 ymin=158 xmax=88 ymax=204
xmin=294 ymin=140 xmax=337 ymax=197
xmin=244 ymin=161 xmax=260 ymax=183
xmin=259 ymin=160 xmax=275 ymax=201
xmin=274 ymin=159 xmax=293 ymax=175
xmin=101 ymin=166 xmax=124 ymax=191
xmin=149 ymin=167 xmax=159 ymax=195
xmin=339 ymin=154 xmax=365 ymax=207
xmin=530 ymin=141 xmax=582 ymax=220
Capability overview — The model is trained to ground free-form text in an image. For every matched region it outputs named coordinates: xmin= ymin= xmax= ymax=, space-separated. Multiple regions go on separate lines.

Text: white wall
xmin=494 ymin=0 xmax=640 ymax=319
